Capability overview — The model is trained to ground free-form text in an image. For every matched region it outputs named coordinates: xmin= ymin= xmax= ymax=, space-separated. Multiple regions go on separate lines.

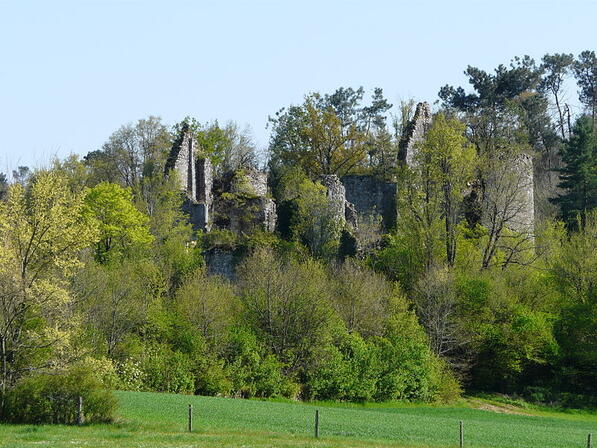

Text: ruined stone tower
xmin=165 ymin=126 xmax=212 ymax=231
xmin=482 ymin=151 xmax=535 ymax=235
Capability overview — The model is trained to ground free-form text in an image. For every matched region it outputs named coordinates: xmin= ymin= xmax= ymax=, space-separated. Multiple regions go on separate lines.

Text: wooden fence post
xmin=77 ymin=396 xmax=83 ymax=426
xmin=314 ymin=409 xmax=319 ymax=438
xmin=588 ymin=433 xmax=592 ymax=448
xmin=188 ymin=404 xmax=193 ymax=432
xmin=459 ymin=420 xmax=464 ymax=448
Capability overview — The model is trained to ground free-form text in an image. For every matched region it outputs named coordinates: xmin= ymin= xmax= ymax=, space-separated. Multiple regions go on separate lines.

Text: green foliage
xmin=275 ymin=167 xmax=343 ymax=257
xmin=549 ymin=211 xmax=597 ymax=395
xmin=174 ymin=269 xmax=239 ymax=349
xmin=237 ymin=249 xmax=336 ymax=372
xmin=0 ymin=172 xmax=8 ymax=199
xmin=373 ymin=226 xmax=439 ymax=292
xmin=193 ymin=355 xmax=233 ymax=396
xmin=224 ymin=326 xmax=293 ymax=399
xmin=202 ymin=228 xmax=239 ymax=250
xmin=269 ymin=87 xmax=393 ymax=178
xmin=305 ymin=332 xmax=378 ymax=402
xmin=83 ymin=182 xmax=153 ymax=262
xmin=173 ymin=119 xmax=258 ymax=174
xmin=417 ymin=114 xmax=476 ymax=265
xmin=0 ymin=170 xmax=98 ymax=394
xmin=1 ymin=366 xmax=116 ymax=424
xmin=553 ymin=115 xmax=597 ymax=228
xmin=573 ymin=50 xmax=597 ymax=121
xmin=5 ymin=66 xmax=597 ymax=412
xmin=329 ymin=260 xmax=403 ymax=337
xmin=140 ymin=344 xmax=195 ymax=394
xmin=76 ymin=357 xmax=122 ymax=390
xmin=456 ymin=269 xmax=560 ymax=393
xmin=85 ymin=116 xmax=172 ymax=191
xmin=73 ymin=259 xmax=165 ymax=358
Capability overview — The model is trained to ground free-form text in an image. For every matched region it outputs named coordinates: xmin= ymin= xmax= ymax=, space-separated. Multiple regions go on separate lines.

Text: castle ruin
xmin=165 ymin=125 xmax=212 ymax=231
xmin=166 ymin=124 xmax=275 ymax=234
xmin=167 ymin=102 xmax=540 ymax=276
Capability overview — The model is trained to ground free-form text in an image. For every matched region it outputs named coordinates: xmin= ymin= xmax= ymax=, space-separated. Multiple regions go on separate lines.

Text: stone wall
xmin=341 ymin=175 xmax=397 ymax=229
xmin=236 ymin=169 xmax=268 ymax=197
xmin=196 ymin=157 xmax=213 ymax=206
xmin=166 ymin=129 xmax=214 ymax=231
xmin=216 ymin=196 xmax=276 ymax=234
xmin=261 ymin=198 xmax=277 ymax=232
xmin=534 ymin=147 xmax=562 ymax=221
xmin=482 ymin=152 xmax=535 ymax=234
xmin=182 ymin=202 xmax=208 ymax=232
xmin=319 ymin=175 xmax=347 ymax=227
xmin=212 ymin=168 xmax=277 ymax=233
xmin=166 ymin=128 xmax=196 ymax=200
xmin=168 ymin=102 xmax=540 ymax=260
xmin=398 ymin=102 xmax=432 ymax=167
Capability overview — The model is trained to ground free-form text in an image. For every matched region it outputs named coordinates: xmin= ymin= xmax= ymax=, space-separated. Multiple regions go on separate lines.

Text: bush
xmin=376 ymin=311 xmax=461 ymax=403
xmin=1 ymin=366 xmax=117 ymax=424
xmin=431 ymin=359 xmax=463 ymax=403
xmin=304 ymin=333 xmax=380 ymax=402
xmin=78 ymin=356 xmax=122 ymax=390
xmin=224 ymin=326 xmax=294 ymax=398
xmin=304 ymin=342 xmax=351 ymax=400
xmin=194 ymin=356 xmax=233 ymax=396
xmin=202 ymin=229 xmax=238 ymax=250
xmin=141 ymin=345 xmax=195 ymax=394
xmin=115 ymin=358 xmax=146 ymax=391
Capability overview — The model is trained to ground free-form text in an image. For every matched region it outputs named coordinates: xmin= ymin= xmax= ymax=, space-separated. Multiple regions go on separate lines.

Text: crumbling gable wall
xmin=166 ymin=127 xmax=196 ymax=200
xmin=165 ymin=127 xmax=212 ymax=231
xmin=196 ymin=157 xmax=213 ymax=210
xmin=319 ymin=175 xmax=348 ymax=226
xmin=398 ymin=102 xmax=432 ymax=167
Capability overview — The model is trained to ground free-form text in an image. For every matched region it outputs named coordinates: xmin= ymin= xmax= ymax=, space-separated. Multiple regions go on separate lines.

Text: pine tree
xmin=553 ymin=115 xmax=597 ymax=228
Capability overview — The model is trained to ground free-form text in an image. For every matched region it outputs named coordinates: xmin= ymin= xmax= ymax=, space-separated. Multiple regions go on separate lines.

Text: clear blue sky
xmin=0 ymin=0 xmax=595 ymax=174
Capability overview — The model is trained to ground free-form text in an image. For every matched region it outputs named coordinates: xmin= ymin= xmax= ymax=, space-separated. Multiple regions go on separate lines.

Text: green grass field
xmin=0 ymin=391 xmax=595 ymax=447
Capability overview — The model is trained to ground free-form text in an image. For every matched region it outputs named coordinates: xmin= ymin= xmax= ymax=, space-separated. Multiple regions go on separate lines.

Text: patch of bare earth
xmin=470 ymin=400 xmax=533 ymax=416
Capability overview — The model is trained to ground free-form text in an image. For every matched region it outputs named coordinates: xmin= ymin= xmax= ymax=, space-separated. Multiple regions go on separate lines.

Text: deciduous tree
xmin=0 ymin=171 xmax=97 ymax=398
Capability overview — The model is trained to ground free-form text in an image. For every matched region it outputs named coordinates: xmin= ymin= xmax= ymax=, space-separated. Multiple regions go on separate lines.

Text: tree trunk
xmin=1 ymin=336 xmax=6 ymax=409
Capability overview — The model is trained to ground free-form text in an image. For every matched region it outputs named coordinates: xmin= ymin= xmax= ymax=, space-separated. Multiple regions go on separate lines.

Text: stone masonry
xmin=398 ymin=101 xmax=432 ymax=167
xmin=167 ymin=101 xmax=541 ymax=276
xmin=165 ymin=126 xmax=211 ymax=231
xmin=167 ymin=128 xmax=275 ymax=233
xmin=341 ymin=175 xmax=397 ymax=230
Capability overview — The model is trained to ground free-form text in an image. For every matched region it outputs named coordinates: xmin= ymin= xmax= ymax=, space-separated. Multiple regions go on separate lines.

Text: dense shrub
xmin=141 ymin=345 xmax=195 ymax=394
xmin=224 ymin=326 xmax=296 ymax=398
xmin=77 ymin=356 xmax=122 ymax=390
xmin=115 ymin=358 xmax=146 ymax=391
xmin=1 ymin=366 xmax=117 ymax=424
xmin=194 ymin=356 xmax=233 ymax=396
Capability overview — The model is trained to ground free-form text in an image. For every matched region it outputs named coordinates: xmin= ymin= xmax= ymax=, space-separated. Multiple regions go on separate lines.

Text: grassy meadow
xmin=0 ymin=391 xmax=594 ymax=448
xmin=0 ymin=392 xmax=597 ymax=448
